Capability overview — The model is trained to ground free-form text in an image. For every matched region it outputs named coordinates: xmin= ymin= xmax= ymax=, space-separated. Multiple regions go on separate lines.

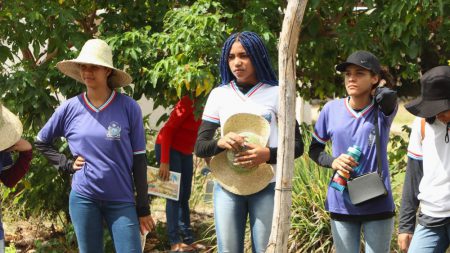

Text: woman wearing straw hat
xmin=398 ymin=66 xmax=450 ymax=253
xmin=34 ymin=39 xmax=154 ymax=253
xmin=194 ymin=32 xmax=304 ymax=253
xmin=0 ymin=105 xmax=32 ymax=253
xmin=308 ymin=51 xmax=397 ymax=253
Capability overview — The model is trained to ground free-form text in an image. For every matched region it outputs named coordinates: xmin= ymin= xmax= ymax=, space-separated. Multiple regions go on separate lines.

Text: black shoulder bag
xmin=347 ymin=107 xmax=388 ymax=205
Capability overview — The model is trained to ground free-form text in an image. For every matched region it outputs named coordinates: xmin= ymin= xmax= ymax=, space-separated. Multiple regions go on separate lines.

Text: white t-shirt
xmin=407 ymin=117 xmax=450 ymax=217
xmin=202 ymin=81 xmax=279 ymax=181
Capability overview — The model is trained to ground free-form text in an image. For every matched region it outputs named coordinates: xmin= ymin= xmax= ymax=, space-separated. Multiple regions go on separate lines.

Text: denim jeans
xmin=408 ymin=224 xmax=450 ymax=253
xmin=69 ymin=190 xmax=142 ymax=253
xmin=214 ymin=182 xmax=275 ymax=253
xmin=155 ymin=144 xmax=194 ymax=245
xmin=0 ymin=239 xmax=4 ymax=253
xmin=330 ymin=217 xmax=394 ymax=253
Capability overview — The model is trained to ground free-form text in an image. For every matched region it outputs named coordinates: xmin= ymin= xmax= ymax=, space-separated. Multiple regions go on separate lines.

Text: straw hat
xmin=210 ymin=113 xmax=274 ymax=195
xmin=56 ymin=39 xmax=132 ymax=88
xmin=0 ymin=105 xmax=23 ymax=151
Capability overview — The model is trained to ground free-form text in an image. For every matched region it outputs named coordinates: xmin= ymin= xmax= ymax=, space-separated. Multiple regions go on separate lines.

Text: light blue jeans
xmin=155 ymin=144 xmax=195 ymax=245
xmin=69 ymin=190 xmax=142 ymax=253
xmin=330 ymin=217 xmax=394 ymax=253
xmin=214 ymin=182 xmax=275 ymax=253
xmin=408 ymin=224 xmax=450 ymax=253
xmin=0 ymin=239 xmax=4 ymax=253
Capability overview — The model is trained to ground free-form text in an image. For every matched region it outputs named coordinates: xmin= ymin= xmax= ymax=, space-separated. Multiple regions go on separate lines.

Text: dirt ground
xmin=4 ymin=202 xmax=215 ymax=253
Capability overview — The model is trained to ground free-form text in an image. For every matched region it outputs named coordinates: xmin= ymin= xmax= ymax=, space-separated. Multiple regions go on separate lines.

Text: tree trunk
xmin=266 ymin=1 xmax=308 ymax=252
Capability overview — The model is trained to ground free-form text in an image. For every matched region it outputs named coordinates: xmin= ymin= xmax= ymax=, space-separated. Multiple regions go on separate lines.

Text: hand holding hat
xmin=232 ymin=142 xmax=271 ymax=169
xmin=210 ymin=113 xmax=274 ymax=196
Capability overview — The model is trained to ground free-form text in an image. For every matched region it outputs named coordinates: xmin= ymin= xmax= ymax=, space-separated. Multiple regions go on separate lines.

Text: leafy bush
xmin=289 ymin=124 xmax=333 ymax=252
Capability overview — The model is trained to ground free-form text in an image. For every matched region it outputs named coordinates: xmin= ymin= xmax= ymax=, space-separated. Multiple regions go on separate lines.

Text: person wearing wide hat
xmin=398 ymin=66 xmax=450 ymax=253
xmin=309 ymin=50 xmax=398 ymax=252
xmin=34 ymin=38 xmax=154 ymax=252
xmin=0 ymin=104 xmax=32 ymax=252
xmin=194 ymin=31 xmax=304 ymax=253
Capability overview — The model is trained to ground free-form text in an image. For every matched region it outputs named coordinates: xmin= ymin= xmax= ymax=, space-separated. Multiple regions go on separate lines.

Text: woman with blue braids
xmin=195 ymin=31 xmax=303 ymax=253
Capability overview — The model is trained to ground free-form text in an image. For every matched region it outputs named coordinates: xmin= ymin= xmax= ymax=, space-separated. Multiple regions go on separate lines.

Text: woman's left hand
xmin=139 ymin=215 xmax=155 ymax=235
xmin=233 ymin=143 xmax=270 ymax=168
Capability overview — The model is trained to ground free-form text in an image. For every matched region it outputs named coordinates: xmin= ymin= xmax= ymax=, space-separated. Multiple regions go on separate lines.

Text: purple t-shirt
xmin=312 ymin=97 xmax=397 ymax=215
xmin=37 ymin=91 xmax=146 ymax=203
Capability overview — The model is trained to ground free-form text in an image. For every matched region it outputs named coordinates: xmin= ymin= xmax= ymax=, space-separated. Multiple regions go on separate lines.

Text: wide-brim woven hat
xmin=0 ymin=105 xmax=23 ymax=151
xmin=56 ymin=39 xmax=132 ymax=88
xmin=405 ymin=66 xmax=450 ymax=118
xmin=210 ymin=113 xmax=273 ymax=196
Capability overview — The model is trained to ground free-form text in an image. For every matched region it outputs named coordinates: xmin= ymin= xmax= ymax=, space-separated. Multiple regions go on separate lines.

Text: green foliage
xmin=388 ymin=125 xmax=411 ymax=177
xmin=289 ymin=124 xmax=333 ymax=252
xmin=5 ymin=244 xmax=16 ymax=253
xmin=34 ymin=224 xmax=77 ymax=253
xmin=297 ymin=0 xmax=449 ymax=99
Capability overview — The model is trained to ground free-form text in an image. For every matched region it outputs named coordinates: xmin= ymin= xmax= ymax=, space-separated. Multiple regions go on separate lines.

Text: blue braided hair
xmin=219 ymin=31 xmax=278 ymax=86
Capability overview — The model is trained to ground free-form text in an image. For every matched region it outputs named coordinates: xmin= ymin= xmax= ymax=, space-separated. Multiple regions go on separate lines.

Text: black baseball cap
xmin=336 ymin=50 xmax=381 ymax=74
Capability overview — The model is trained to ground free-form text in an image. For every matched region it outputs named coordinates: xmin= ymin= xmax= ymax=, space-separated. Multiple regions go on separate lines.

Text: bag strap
xmin=374 ymin=107 xmax=383 ymax=177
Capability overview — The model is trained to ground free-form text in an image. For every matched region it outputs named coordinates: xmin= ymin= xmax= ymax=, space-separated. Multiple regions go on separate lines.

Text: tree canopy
xmin=0 ymin=0 xmax=449 ymax=217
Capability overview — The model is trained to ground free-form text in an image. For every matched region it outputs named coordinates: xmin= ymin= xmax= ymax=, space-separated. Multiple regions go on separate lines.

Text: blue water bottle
xmin=330 ymin=145 xmax=362 ymax=192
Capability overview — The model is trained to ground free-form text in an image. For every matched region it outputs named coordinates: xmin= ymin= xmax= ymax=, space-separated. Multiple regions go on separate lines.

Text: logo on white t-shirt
xmin=106 ymin=121 xmax=121 ymax=140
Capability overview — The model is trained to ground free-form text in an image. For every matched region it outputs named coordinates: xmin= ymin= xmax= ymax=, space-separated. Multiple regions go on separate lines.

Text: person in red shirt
xmin=0 ymin=104 xmax=32 ymax=251
xmin=155 ymin=95 xmax=205 ymax=252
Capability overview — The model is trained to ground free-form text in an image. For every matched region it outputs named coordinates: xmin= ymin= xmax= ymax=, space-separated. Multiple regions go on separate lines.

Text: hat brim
xmin=405 ymin=97 xmax=450 ymax=118
xmin=223 ymin=114 xmax=271 ymax=144
xmin=56 ymin=60 xmax=132 ymax=88
xmin=210 ymin=151 xmax=274 ymax=195
xmin=0 ymin=105 xmax=23 ymax=151
xmin=336 ymin=62 xmax=373 ymax=73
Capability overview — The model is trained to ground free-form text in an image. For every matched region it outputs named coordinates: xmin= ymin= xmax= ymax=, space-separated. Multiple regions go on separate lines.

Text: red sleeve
xmin=0 ymin=150 xmax=32 ymax=188
xmin=159 ymin=96 xmax=194 ymax=163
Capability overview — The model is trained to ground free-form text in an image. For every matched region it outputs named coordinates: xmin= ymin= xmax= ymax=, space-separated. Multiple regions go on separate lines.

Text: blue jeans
xmin=155 ymin=144 xmax=194 ymax=245
xmin=69 ymin=190 xmax=141 ymax=253
xmin=330 ymin=217 xmax=394 ymax=253
xmin=408 ymin=224 xmax=450 ymax=253
xmin=214 ymin=182 xmax=275 ymax=253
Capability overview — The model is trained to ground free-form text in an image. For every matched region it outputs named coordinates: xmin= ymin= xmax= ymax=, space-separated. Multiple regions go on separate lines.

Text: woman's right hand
xmin=397 ymin=233 xmax=413 ymax=252
xmin=331 ymin=154 xmax=358 ymax=174
xmin=72 ymin=156 xmax=85 ymax=171
xmin=159 ymin=163 xmax=170 ymax=181
xmin=217 ymin=132 xmax=246 ymax=152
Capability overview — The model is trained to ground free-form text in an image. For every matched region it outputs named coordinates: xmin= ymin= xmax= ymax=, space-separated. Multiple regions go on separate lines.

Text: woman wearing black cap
xmin=398 ymin=66 xmax=450 ymax=253
xmin=308 ymin=51 xmax=397 ymax=252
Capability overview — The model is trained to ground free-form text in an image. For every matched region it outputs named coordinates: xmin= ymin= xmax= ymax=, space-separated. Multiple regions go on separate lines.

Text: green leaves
xmin=0 ymin=45 xmax=12 ymax=62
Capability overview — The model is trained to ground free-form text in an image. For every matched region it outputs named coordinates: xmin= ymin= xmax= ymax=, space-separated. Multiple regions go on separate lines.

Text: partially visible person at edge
xmin=194 ymin=31 xmax=304 ymax=253
xmin=308 ymin=51 xmax=398 ymax=253
xmin=34 ymin=39 xmax=154 ymax=253
xmin=397 ymin=66 xmax=450 ymax=253
xmin=155 ymin=95 xmax=205 ymax=252
xmin=0 ymin=105 xmax=32 ymax=253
